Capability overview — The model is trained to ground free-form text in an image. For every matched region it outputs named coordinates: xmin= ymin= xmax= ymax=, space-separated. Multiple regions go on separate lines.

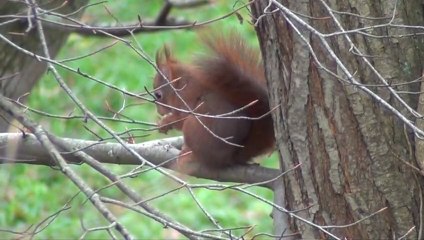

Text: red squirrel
xmin=153 ymin=32 xmax=275 ymax=168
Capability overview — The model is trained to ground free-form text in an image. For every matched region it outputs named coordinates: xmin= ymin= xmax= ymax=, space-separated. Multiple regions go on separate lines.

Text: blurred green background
xmin=0 ymin=1 xmax=277 ymax=239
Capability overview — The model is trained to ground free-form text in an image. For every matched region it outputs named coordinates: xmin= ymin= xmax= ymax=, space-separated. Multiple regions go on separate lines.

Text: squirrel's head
xmin=153 ymin=45 xmax=182 ymax=116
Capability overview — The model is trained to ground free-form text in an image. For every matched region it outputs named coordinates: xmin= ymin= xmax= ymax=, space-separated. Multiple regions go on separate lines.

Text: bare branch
xmin=0 ymin=133 xmax=281 ymax=188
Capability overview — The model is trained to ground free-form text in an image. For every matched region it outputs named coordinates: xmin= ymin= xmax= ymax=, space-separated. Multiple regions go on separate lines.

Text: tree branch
xmin=25 ymin=0 xmax=212 ymax=37
xmin=0 ymin=133 xmax=281 ymax=189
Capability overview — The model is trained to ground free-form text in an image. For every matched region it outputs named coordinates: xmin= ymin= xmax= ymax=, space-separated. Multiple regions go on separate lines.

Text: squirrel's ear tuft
xmin=155 ymin=49 xmax=162 ymax=66
xmin=155 ymin=45 xmax=175 ymax=80
xmin=163 ymin=45 xmax=172 ymax=61
xmin=156 ymin=44 xmax=175 ymax=66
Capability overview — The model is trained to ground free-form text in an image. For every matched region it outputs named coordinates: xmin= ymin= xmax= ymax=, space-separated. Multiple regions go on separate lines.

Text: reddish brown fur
xmin=153 ymin=32 xmax=275 ymax=168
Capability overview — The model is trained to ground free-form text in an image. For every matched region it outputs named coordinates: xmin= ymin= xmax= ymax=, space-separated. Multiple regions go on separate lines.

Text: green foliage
xmin=1 ymin=1 xmax=278 ymax=239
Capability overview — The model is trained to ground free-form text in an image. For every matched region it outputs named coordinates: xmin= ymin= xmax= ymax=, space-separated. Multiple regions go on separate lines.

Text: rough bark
xmin=253 ymin=0 xmax=424 ymax=238
xmin=0 ymin=0 xmax=89 ymax=132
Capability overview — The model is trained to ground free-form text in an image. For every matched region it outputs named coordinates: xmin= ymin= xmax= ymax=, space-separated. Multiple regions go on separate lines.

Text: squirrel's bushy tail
xmin=194 ymin=32 xmax=269 ymax=117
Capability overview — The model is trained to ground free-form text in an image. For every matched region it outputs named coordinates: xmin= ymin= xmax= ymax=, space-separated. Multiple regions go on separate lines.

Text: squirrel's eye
xmin=154 ymin=91 xmax=162 ymax=100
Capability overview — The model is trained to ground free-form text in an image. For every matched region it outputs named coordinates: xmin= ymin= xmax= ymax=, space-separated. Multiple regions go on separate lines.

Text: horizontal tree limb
xmin=0 ymin=133 xmax=281 ymax=189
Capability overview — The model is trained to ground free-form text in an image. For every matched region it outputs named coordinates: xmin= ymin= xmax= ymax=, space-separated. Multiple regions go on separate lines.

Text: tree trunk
xmin=253 ymin=0 xmax=424 ymax=238
xmin=0 ymin=0 xmax=88 ymax=132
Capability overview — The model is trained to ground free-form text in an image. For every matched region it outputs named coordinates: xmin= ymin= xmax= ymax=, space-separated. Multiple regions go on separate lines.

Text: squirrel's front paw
xmin=158 ymin=113 xmax=174 ymax=133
